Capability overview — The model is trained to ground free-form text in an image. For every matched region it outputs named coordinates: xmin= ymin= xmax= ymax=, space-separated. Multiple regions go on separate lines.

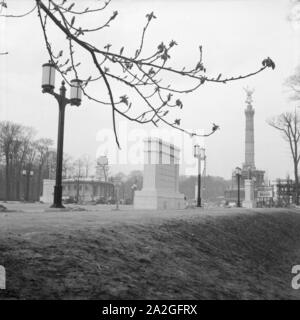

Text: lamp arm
xmin=44 ymin=90 xmax=71 ymax=106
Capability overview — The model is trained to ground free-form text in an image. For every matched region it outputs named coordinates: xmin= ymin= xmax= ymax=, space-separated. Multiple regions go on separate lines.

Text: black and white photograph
xmin=0 ymin=0 xmax=300 ymax=309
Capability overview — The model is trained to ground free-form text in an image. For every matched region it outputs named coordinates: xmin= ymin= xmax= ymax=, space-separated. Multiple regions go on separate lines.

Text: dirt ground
xmin=0 ymin=204 xmax=300 ymax=299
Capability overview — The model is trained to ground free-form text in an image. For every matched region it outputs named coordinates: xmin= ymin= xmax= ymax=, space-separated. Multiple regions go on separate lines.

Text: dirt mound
xmin=0 ymin=209 xmax=300 ymax=299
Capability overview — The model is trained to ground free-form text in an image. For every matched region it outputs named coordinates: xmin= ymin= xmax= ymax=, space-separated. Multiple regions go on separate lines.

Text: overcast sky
xmin=0 ymin=0 xmax=299 ymax=179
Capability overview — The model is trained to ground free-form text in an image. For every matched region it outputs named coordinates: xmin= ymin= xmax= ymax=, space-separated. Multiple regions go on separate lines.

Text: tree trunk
xmin=15 ymin=164 xmax=23 ymax=200
xmin=37 ymin=165 xmax=42 ymax=201
xmin=16 ymin=173 xmax=21 ymax=200
xmin=76 ymin=178 xmax=80 ymax=203
xmin=5 ymin=156 xmax=10 ymax=201
xmin=294 ymin=161 xmax=299 ymax=205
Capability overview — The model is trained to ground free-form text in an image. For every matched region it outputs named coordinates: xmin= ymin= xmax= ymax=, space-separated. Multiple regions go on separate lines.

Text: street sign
xmin=257 ymin=190 xmax=273 ymax=198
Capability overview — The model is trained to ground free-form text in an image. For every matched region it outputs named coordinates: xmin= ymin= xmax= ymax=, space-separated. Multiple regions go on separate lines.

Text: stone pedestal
xmin=242 ymin=179 xmax=256 ymax=208
xmin=134 ymin=138 xmax=185 ymax=210
xmin=40 ymin=179 xmax=55 ymax=203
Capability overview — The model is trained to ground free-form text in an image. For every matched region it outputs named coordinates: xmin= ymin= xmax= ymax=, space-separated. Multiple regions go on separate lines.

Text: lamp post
xmin=131 ymin=183 xmax=137 ymax=205
xmin=194 ymin=145 xmax=205 ymax=207
xmin=113 ymin=177 xmax=121 ymax=210
xmin=252 ymin=176 xmax=256 ymax=205
xmin=42 ymin=61 xmax=83 ymax=208
xmin=235 ymin=167 xmax=242 ymax=207
xmin=22 ymin=169 xmax=34 ymax=202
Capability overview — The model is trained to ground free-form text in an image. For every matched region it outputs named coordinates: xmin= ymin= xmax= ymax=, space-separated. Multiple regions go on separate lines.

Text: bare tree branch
xmin=2 ymin=0 xmax=275 ymax=148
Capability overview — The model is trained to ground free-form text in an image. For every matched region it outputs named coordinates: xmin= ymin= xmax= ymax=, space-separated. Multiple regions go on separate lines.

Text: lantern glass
xmin=70 ymin=79 xmax=83 ymax=106
xmin=194 ymin=144 xmax=200 ymax=158
xmin=42 ymin=62 xmax=56 ymax=92
xmin=235 ymin=167 xmax=242 ymax=176
xmin=200 ymin=147 xmax=206 ymax=159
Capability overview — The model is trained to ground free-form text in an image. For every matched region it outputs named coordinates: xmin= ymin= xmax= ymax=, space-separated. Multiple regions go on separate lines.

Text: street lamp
xmin=235 ymin=167 xmax=242 ymax=207
xmin=131 ymin=183 xmax=137 ymax=205
xmin=252 ymin=176 xmax=256 ymax=205
xmin=113 ymin=177 xmax=122 ymax=210
xmin=194 ymin=145 xmax=205 ymax=207
xmin=22 ymin=169 xmax=34 ymax=202
xmin=42 ymin=61 xmax=83 ymax=208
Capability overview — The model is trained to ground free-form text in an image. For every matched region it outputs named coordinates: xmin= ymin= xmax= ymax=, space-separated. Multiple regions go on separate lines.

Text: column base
xmin=50 ymin=203 xmax=65 ymax=209
xmin=242 ymin=200 xmax=256 ymax=209
xmin=134 ymin=190 xmax=185 ymax=210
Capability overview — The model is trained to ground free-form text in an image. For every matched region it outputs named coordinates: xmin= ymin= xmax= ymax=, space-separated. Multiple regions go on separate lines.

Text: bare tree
xmin=1 ymin=0 xmax=275 ymax=147
xmin=81 ymin=154 xmax=92 ymax=178
xmin=23 ymin=141 xmax=38 ymax=201
xmin=13 ymin=126 xmax=36 ymax=200
xmin=268 ymin=110 xmax=300 ymax=205
xmin=72 ymin=158 xmax=84 ymax=202
xmin=62 ymin=153 xmax=73 ymax=179
xmin=0 ymin=121 xmax=56 ymax=201
xmin=96 ymin=157 xmax=109 ymax=182
xmin=0 ymin=121 xmax=23 ymax=200
xmin=35 ymin=138 xmax=53 ymax=198
xmin=46 ymin=149 xmax=57 ymax=179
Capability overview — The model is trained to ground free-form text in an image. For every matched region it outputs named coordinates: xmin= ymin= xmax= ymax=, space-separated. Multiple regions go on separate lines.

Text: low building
xmin=62 ymin=178 xmax=114 ymax=203
xmin=40 ymin=178 xmax=115 ymax=204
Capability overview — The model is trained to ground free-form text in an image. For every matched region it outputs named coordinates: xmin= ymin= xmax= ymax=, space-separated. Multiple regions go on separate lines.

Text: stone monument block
xmin=242 ymin=179 xmax=256 ymax=208
xmin=40 ymin=179 xmax=55 ymax=203
xmin=134 ymin=138 xmax=185 ymax=210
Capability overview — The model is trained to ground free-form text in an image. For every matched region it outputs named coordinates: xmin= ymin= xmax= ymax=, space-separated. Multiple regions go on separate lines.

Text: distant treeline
xmin=179 ymin=175 xmax=231 ymax=202
xmin=0 ymin=121 xmax=55 ymax=201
